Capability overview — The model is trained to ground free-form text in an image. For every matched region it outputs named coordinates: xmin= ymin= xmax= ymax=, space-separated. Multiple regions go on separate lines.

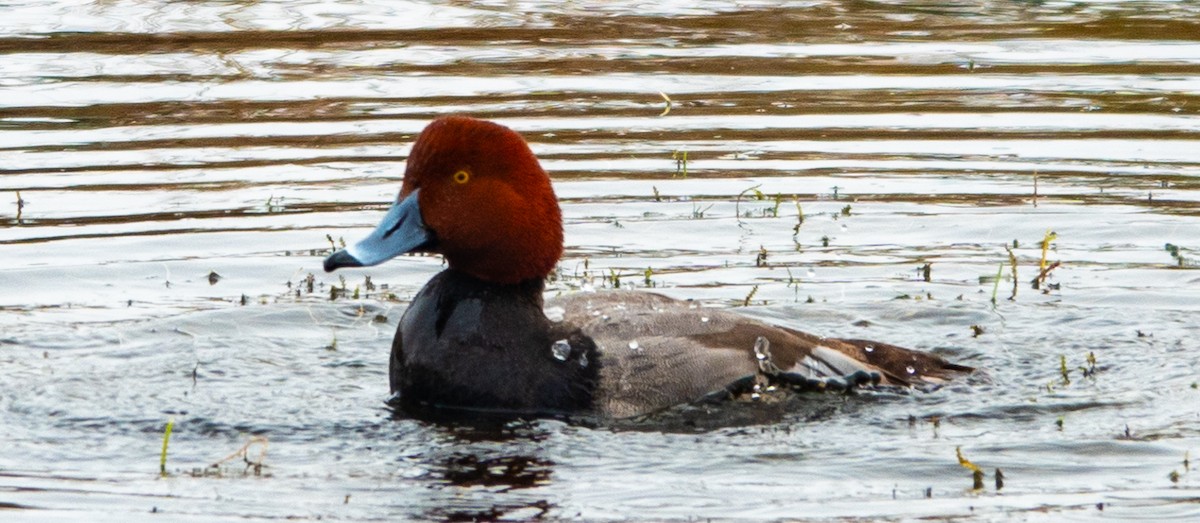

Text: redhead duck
xmin=324 ymin=116 xmax=971 ymax=419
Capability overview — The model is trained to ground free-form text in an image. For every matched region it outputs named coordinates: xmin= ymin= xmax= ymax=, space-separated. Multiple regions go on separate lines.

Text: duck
xmin=324 ymin=116 xmax=971 ymax=420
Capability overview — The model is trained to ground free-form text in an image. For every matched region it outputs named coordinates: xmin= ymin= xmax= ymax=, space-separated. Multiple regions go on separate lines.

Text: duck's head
xmin=323 ymin=116 xmax=563 ymax=285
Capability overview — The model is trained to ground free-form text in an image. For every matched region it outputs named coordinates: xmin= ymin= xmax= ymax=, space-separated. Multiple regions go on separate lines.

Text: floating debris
xmin=210 ymin=436 xmax=270 ymax=477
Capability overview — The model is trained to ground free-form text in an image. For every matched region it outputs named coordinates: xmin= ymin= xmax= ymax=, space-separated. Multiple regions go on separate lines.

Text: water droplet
xmin=551 ymin=339 xmax=571 ymax=361
xmin=701 ymin=316 xmax=710 ymax=323
xmin=753 ymin=336 xmax=780 ymax=376
xmin=545 ymin=306 xmax=565 ymax=322
xmin=628 ymin=340 xmax=640 ymax=351
xmin=864 ymin=345 xmax=875 ymax=353
xmin=578 ymin=352 xmax=589 ymax=368
xmin=905 ymin=365 xmax=916 ymax=374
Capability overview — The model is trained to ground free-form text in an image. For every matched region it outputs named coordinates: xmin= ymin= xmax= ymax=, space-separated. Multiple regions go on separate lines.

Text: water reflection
xmin=423 ymin=451 xmax=556 ymax=520
xmin=439 ymin=453 xmax=554 ymax=491
xmin=406 ymin=421 xmax=559 ymax=521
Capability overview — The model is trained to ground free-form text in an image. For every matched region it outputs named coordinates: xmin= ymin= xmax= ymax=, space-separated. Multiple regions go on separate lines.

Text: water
xmin=2 ymin=1 xmax=1199 ymax=520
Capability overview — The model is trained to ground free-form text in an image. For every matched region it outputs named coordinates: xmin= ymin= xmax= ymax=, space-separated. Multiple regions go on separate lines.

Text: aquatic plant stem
xmin=160 ymin=417 xmax=175 ymax=476
xmin=990 ymin=263 xmax=1003 ymax=306
xmin=734 ymin=184 xmax=764 ymax=225
xmin=1004 ymin=245 xmax=1018 ymax=300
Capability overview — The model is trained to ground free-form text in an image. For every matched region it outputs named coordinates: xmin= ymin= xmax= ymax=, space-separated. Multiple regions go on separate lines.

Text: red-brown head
xmin=324 ymin=116 xmax=563 ymax=285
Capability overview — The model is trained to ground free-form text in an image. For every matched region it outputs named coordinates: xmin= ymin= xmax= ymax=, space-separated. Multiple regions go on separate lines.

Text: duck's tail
xmin=831 ymin=338 xmax=973 ymax=387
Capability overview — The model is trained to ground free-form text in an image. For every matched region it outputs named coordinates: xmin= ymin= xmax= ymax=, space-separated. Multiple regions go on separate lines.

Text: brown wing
xmin=548 ymin=291 xmax=971 ymax=418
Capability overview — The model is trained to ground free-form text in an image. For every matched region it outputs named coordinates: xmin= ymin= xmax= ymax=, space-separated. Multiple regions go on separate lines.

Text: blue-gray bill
xmin=323 ymin=189 xmax=434 ymax=272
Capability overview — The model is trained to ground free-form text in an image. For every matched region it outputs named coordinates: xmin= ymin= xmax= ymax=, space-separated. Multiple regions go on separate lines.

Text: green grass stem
xmin=990 ymin=262 xmax=1003 ymax=305
xmin=160 ymin=417 xmax=175 ymax=476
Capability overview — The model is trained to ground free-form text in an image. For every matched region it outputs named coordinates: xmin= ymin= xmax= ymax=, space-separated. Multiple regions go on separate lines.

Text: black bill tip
xmin=323 ymin=249 xmax=363 ymax=273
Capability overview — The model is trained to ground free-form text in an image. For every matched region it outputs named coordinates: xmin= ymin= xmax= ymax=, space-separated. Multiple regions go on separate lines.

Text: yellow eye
xmin=453 ymin=170 xmax=470 ymax=184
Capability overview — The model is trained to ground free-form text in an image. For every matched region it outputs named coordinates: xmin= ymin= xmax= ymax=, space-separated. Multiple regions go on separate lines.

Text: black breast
xmin=389 ymin=270 xmax=598 ymax=416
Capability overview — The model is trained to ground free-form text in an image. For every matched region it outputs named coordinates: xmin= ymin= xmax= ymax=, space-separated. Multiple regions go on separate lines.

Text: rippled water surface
xmin=2 ymin=1 xmax=1200 ymax=520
